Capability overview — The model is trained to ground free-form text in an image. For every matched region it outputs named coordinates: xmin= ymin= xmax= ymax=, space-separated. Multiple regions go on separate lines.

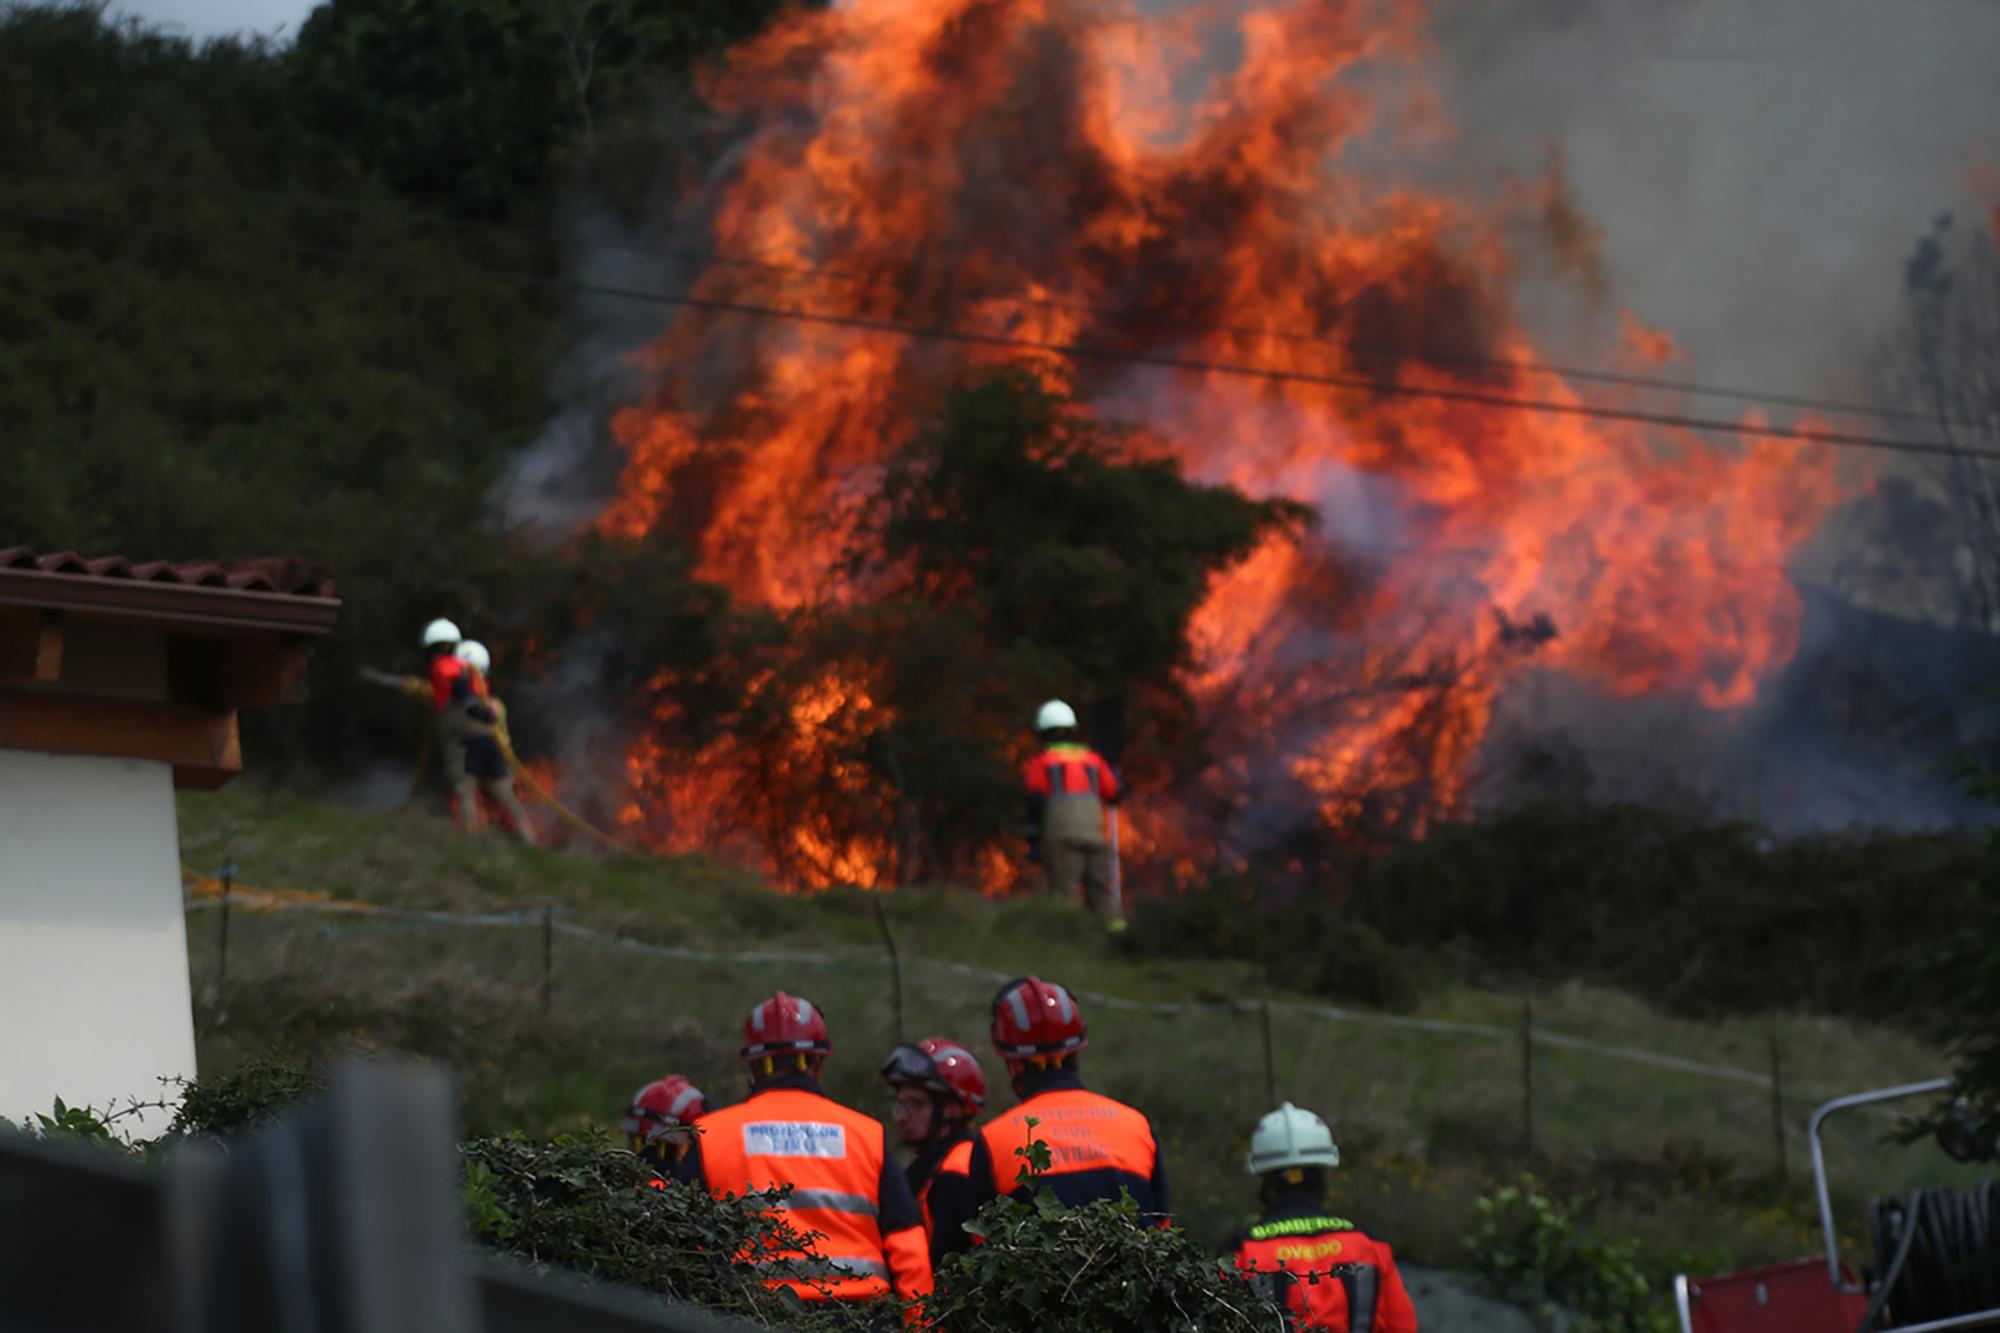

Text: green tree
xmin=867 ymin=367 xmax=1312 ymax=697
xmin=291 ymin=0 xmax=808 ymax=220
xmin=291 ymin=0 xmax=569 ymax=220
xmin=851 ymin=367 xmax=1311 ymax=879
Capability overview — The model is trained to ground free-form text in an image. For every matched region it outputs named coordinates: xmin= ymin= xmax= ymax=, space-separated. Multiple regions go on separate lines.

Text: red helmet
xmin=990 ymin=976 xmax=1088 ymax=1059
xmin=741 ymin=990 xmax=832 ymax=1063
xmin=622 ymin=1075 xmax=710 ymax=1145
xmin=881 ymin=1037 xmax=987 ymax=1115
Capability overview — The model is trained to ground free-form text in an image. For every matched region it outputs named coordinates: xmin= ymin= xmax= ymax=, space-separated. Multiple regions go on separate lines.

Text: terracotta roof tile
xmin=0 ymin=546 xmax=336 ymax=600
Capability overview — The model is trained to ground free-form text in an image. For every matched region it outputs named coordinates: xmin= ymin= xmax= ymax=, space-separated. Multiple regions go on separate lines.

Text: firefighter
xmin=447 ymin=640 xmax=535 ymax=845
xmin=965 ymin=976 xmax=1168 ymax=1219
xmin=881 ymin=1037 xmax=986 ymax=1262
xmin=624 ymin=1075 xmax=713 ymax=1185
xmin=1224 ymin=1103 xmax=1418 ymax=1333
xmin=1023 ymin=700 xmax=1124 ymax=927
xmin=417 ymin=618 xmax=480 ymax=826
xmin=676 ymin=991 xmax=932 ymax=1313
xmin=420 ymin=617 xmax=466 ymax=708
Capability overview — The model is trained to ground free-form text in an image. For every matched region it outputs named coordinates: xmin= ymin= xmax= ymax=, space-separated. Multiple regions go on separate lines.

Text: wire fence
xmin=178 ymin=859 xmax=1940 ymax=1198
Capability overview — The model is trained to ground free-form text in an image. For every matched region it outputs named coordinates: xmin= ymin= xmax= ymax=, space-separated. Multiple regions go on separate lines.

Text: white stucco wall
xmin=0 ymin=748 xmax=195 ymax=1136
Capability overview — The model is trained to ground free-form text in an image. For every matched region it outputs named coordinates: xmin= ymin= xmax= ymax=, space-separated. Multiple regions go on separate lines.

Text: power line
xmin=4 ymin=200 xmax=1993 ymax=463
xmin=0 ymin=153 xmax=1974 ymax=432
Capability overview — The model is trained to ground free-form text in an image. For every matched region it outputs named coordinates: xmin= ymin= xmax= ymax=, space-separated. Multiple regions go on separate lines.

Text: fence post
xmin=541 ymin=905 xmax=554 ymax=1016
xmin=1260 ymin=1000 xmax=1278 ymax=1110
xmin=872 ymin=895 xmax=905 ymax=1043
xmin=1521 ymin=996 xmax=1536 ymax=1160
xmin=1769 ymin=1033 xmax=1788 ymax=1182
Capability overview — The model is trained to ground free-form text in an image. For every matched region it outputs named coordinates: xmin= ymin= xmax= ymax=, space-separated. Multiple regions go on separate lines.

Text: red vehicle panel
xmin=1678 ymin=1261 xmax=1868 ymax=1333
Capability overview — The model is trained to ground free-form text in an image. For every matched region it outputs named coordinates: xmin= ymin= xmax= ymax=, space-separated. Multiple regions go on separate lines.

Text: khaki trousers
xmin=1043 ymin=839 xmax=1118 ymax=921
xmin=439 ymin=707 xmax=536 ymax=845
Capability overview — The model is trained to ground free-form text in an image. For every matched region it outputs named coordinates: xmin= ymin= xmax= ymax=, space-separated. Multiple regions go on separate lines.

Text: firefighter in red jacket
xmin=675 ymin=992 xmax=932 ymax=1312
xmin=881 ymin=1037 xmax=986 ymax=1262
xmin=420 ymin=617 xmax=468 ymax=710
xmin=624 ymin=1075 xmax=713 ymax=1185
xmin=965 ymin=976 xmax=1169 ymax=1220
xmin=1022 ymin=700 xmax=1124 ymax=925
xmin=1225 ymin=1103 xmax=1419 ymax=1332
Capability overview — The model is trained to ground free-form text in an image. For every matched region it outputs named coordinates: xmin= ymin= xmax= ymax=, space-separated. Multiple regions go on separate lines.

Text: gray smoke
xmin=1409 ymin=0 xmax=2000 ymax=829
xmin=1429 ymin=0 xmax=2000 ymax=396
xmin=497 ymin=195 xmax=711 ymax=535
xmin=505 ymin=0 xmax=2000 ymax=834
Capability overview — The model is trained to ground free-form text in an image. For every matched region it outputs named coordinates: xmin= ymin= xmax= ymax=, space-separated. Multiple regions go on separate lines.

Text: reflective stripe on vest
xmin=775 ymin=1188 xmax=879 ymax=1217
xmin=978 ymin=1089 xmax=1156 ymax=1198
xmin=698 ymin=1089 xmax=894 ymax=1302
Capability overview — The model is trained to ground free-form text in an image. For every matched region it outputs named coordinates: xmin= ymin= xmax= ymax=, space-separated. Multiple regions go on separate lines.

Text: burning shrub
xmin=573 ymin=369 xmax=1311 ymax=889
xmin=582 ymin=0 xmax=1845 ymax=890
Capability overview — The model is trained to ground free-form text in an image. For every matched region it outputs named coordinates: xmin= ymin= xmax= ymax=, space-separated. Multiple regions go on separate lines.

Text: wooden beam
xmin=0 ymin=690 xmax=241 ymax=789
xmin=168 ymin=634 xmax=312 ymax=710
xmin=0 ymin=607 xmax=63 ymax=684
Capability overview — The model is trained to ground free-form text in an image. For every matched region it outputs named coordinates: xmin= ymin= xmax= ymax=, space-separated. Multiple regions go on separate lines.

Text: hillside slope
xmin=177 ymin=786 xmax=1974 ymax=1278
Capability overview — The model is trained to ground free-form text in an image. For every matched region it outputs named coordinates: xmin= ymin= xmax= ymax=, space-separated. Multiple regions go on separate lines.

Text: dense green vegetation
xmin=1128 ymin=801 xmax=1982 ymax=1027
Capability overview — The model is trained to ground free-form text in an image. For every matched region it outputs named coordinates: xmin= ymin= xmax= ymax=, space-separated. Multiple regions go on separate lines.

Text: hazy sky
xmin=113 ymin=0 xmax=310 ymax=40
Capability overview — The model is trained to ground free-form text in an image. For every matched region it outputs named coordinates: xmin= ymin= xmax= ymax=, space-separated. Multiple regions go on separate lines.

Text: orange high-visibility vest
xmin=698 ymin=1088 xmax=930 ymax=1304
xmin=977 ymin=1087 xmax=1160 ymax=1211
xmin=1229 ymin=1215 xmax=1418 ymax=1333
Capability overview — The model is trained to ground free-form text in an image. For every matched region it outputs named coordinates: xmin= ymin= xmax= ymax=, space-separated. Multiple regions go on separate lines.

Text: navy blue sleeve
xmin=878 ymin=1154 xmax=923 ymax=1235
xmin=672 ymin=1137 xmax=705 ymax=1187
xmin=925 ymin=1170 xmax=981 ymax=1261
xmin=965 ymin=1135 xmax=1000 ymax=1209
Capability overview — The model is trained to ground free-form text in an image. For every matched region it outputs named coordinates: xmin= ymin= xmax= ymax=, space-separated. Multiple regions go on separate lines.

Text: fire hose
xmin=1860 ymin=1181 xmax=2000 ymax=1330
xmin=491 ymin=723 xmax=626 ymax=853
xmin=360 ymin=668 xmax=625 ymax=851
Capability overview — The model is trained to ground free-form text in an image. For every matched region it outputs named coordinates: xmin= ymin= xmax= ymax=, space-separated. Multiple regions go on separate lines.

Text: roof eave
xmin=0 ymin=567 xmax=341 ymax=636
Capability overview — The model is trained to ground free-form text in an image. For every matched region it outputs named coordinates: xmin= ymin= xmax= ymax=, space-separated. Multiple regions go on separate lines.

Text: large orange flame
xmin=597 ymin=0 xmax=1845 ymax=888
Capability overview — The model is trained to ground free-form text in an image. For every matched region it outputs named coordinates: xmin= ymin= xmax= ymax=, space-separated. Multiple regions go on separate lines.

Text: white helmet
xmin=421 ymin=618 xmax=462 ymax=648
xmin=1035 ymin=699 xmax=1078 ymax=733
xmin=1247 ymin=1102 xmax=1340 ymax=1175
xmin=455 ymin=640 xmax=491 ymax=674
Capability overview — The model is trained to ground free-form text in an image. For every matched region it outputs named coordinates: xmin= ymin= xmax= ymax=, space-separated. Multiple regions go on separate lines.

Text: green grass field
xmin=176 ymin=785 xmax=1981 ymax=1280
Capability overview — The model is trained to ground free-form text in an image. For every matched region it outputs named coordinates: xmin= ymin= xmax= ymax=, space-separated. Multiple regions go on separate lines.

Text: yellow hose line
xmin=495 ymin=726 xmax=627 ymax=852
xmin=363 ymin=665 xmax=628 ymax=851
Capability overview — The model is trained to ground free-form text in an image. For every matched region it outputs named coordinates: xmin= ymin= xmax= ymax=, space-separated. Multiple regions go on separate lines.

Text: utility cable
xmin=3 ymin=201 xmax=1990 ymax=463
xmin=1 ymin=152 xmax=1982 ymax=433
